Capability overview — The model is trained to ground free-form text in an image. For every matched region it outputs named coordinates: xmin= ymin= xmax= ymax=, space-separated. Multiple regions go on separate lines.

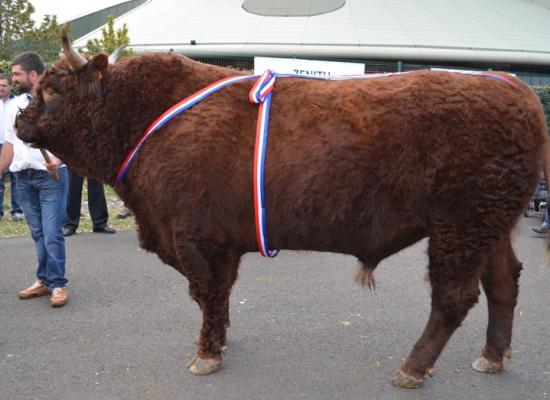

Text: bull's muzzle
xmin=15 ymin=114 xmax=39 ymax=145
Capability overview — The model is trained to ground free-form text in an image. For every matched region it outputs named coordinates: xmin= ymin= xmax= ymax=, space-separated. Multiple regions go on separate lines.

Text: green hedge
xmin=534 ymin=86 xmax=550 ymax=135
xmin=0 ymin=60 xmax=10 ymax=75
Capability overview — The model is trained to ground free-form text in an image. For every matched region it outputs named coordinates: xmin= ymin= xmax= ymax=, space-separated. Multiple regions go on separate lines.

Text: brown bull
xmin=15 ymin=30 xmax=549 ymax=388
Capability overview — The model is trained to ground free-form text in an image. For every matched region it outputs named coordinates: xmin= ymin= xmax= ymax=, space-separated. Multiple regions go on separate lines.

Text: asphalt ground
xmin=1 ymin=217 xmax=549 ymax=400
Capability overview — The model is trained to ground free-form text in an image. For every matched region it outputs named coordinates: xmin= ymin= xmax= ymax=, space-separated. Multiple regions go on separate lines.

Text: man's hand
xmin=44 ymin=156 xmax=61 ymax=173
xmin=42 ymin=151 xmax=61 ymax=180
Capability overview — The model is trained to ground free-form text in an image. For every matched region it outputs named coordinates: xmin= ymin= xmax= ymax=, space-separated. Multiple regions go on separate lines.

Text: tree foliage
xmin=0 ymin=0 xmax=35 ymax=60
xmin=84 ymin=14 xmax=133 ymax=56
xmin=0 ymin=0 xmax=62 ymax=63
xmin=24 ymin=14 xmax=62 ymax=63
xmin=534 ymin=86 xmax=550 ymax=135
xmin=0 ymin=1 xmax=133 ymax=64
xmin=0 ymin=59 xmax=10 ymax=74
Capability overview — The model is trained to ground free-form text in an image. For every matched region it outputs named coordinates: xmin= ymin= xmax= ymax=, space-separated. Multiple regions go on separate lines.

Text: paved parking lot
xmin=1 ymin=217 xmax=549 ymax=400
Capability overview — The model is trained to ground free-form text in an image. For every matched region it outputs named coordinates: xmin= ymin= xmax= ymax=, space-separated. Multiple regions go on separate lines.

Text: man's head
xmin=0 ymin=73 xmax=12 ymax=101
xmin=11 ymin=52 xmax=44 ymax=94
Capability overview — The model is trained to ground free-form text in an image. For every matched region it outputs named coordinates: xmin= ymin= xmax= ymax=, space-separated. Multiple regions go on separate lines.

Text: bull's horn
xmin=108 ymin=45 xmax=126 ymax=64
xmin=61 ymin=23 xmax=87 ymax=72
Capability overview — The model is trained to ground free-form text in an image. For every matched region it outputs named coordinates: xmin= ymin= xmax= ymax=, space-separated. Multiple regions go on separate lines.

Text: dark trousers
xmin=64 ymin=168 xmax=108 ymax=230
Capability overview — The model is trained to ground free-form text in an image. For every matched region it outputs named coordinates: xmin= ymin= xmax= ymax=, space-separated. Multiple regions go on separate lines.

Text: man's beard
xmin=16 ymin=81 xmax=32 ymax=93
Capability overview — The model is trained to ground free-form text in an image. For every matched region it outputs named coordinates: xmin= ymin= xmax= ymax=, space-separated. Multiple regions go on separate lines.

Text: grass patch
xmin=0 ymin=177 xmax=136 ymax=238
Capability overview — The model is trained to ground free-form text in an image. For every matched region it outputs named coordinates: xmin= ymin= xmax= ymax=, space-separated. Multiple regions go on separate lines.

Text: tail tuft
xmin=355 ymin=263 xmax=376 ymax=291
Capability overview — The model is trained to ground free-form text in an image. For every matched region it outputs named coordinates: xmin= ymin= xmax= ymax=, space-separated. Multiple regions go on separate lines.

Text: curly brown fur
xmin=16 ymin=50 xmax=549 ymax=384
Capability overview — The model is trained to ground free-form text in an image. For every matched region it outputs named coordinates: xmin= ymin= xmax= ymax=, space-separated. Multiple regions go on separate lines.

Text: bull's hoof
xmin=187 ymin=355 xmax=222 ymax=375
xmin=472 ymin=356 xmax=503 ymax=374
xmin=390 ymin=370 xmax=424 ymax=389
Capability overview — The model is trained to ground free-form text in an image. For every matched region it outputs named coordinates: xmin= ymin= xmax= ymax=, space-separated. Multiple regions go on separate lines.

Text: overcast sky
xmin=30 ymin=0 xmax=123 ymax=23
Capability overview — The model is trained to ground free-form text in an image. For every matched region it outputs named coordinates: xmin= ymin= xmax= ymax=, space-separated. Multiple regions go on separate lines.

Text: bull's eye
xmin=42 ymin=87 xmax=59 ymax=103
xmin=42 ymin=88 xmax=61 ymax=113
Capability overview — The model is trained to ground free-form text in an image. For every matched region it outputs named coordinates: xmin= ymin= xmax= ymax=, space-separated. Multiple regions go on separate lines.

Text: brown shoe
xmin=50 ymin=287 xmax=68 ymax=307
xmin=18 ymin=280 xmax=49 ymax=299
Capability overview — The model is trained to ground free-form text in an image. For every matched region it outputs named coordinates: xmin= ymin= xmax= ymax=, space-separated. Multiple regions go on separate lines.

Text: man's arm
xmin=0 ymin=142 xmax=14 ymax=173
xmin=1 ymin=99 xmax=17 ymax=173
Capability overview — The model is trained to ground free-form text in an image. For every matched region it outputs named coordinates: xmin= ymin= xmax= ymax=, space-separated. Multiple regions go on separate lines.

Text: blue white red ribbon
xmin=249 ymin=70 xmax=279 ymax=258
xmin=275 ymin=70 xmax=517 ymax=86
xmin=115 ymin=74 xmax=257 ymax=183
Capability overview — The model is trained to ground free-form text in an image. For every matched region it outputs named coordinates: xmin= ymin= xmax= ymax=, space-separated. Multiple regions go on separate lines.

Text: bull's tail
xmin=355 ymin=261 xmax=376 ymax=291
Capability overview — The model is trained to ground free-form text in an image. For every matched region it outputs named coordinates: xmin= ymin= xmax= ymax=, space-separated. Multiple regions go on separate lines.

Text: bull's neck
xmin=106 ymin=58 xmax=247 ymax=186
xmin=182 ymin=61 xmax=245 ymax=93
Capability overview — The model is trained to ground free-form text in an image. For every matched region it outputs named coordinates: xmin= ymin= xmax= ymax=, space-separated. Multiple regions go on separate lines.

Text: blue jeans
xmin=15 ymin=168 xmax=69 ymax=289
xmin=0 ymin=172 xmax=23 ymax=215
xmin=0 ymin=143 xmax=22 ymax=216
xmin=9 ymin=172 xmax=22 ymax=215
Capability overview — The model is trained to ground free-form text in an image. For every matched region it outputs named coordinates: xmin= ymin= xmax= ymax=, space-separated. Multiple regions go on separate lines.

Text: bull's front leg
xmin=182 ymin=243 xmax=240 ymax=375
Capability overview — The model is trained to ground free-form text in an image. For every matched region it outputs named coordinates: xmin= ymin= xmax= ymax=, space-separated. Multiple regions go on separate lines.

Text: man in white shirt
xmin=0 ymin=52 xmax=69 ymax=307
xmin=0 ymin=74 xmax=23 ymax=220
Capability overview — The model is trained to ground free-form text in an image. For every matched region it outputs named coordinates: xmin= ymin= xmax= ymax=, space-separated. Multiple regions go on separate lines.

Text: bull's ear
xmin=79 ymin=53 xmax=109 ymax=98
xmin=88 ymin=53 xmax=109 ymax=81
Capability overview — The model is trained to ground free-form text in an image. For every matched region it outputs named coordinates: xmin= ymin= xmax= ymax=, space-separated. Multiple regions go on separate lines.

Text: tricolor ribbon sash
xmin=249 ymin=70 xmax=279 ymax=258
xmin=115 ymin=69 xmax=517 ymax=258
xmin=115 ymin=74 xmax=258 ymax=183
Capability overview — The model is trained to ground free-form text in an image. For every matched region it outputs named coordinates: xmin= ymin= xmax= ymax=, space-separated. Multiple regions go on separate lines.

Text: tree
xmin=0 ymin=59 xmax=10 ymax=74
xmin=0 ymin=0 xmax=35 ymax=60
xmin=23 ymin=14 xmax=62 ymax=63
xmin=84 ymin=14 xmax=132 ymax=56
xmin=0 ymin=1 xmax=62 ymax=63
xmin=534 ymin=86 xmax=550 ymax=135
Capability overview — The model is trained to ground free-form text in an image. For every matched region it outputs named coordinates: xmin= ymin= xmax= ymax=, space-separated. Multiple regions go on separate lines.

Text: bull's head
xmin=16 ymin=23 xmax=206 ymax=183
xmin=15 ymin=24 xmax=125 ymax=181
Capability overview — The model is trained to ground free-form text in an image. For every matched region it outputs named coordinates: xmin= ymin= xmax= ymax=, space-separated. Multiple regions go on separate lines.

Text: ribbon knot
xmin=249 ymin=70 xmax=277 ymax=104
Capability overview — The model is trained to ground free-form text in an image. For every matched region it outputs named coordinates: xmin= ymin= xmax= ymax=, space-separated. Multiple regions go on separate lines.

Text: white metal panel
xmin=72 ymin=0 xmax=550 ymax=66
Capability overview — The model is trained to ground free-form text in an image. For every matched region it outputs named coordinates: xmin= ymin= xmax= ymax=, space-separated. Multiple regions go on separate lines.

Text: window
xmin=242 ymin=0 xmax=345 ymax=17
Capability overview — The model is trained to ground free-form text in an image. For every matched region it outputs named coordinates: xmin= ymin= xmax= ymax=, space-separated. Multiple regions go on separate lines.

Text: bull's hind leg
xmin=181 ymin=243 xmax=240 ymax=375
xmin=473 ymin=237 xmax=522 ymax=373
xmin=391 ymin=232 xmax=484 ymax=388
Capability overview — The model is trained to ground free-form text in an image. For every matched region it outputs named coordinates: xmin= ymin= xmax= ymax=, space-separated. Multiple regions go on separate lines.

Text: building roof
xmin=242 ymin=0 xmax=346 ymax=16
xmin=70 ymin=0 xmax=550 ymax=66
xmin=31 ymin=0 xmax=125 ymax=23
